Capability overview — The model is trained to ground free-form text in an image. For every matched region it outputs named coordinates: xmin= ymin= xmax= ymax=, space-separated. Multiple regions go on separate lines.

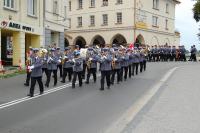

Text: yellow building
xmin=0 ymin=0 xmax=43 ymax=67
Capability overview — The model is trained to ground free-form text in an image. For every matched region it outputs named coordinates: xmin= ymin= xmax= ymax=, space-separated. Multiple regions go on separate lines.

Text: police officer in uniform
xmin=61 ymin=47 xmax=74 ymax=83
xmin=120 ymin=47 xmax=129 ymax=81
xmin=133 ymin=48 xmax=140 ymax=75
xmin=55 ymin=47 xmax=63 ymax=78
xmin=99 ymin=48 xmax=112 ymax=90
xmin=85 ymin=47 xmax=98 ymax=84
xmin=72 ymin=51 xmax=83 ymax=88
xmin=111 ymin=47 xmax=122 ymax=85
xmin=46 ymin=48 xmax=60 ymax=87
xmin=27 ymin=48 xmax=44 ymax=97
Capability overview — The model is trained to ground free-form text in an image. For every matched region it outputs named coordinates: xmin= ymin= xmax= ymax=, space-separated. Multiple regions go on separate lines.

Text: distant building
xmin=44 ymin=0 xmax=68 ymax=50
xmin=0 ymin=0 xmax=69 ymax=66
xmin=0 ymin=0 xmax=44 ymax=66
xmin=66 ymin=0 xmax=180 ymax=48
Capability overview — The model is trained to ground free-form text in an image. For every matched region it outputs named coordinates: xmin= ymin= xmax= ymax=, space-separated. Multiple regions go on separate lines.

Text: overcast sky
xmin=175 ymin=0 xmax=199 ymax=49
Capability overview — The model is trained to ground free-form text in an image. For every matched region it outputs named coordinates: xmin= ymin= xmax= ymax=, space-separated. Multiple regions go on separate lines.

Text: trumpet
xmin=112 ymin=53 xmax=116 ymax=70
xmin=26 ymin=52 xmax=33 ymax=73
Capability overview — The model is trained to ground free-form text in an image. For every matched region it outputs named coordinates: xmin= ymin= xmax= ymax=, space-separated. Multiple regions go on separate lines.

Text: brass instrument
xmin=26 ymin=52 xmax=33 ymax=73
xmin=112 ymin=53 xmax=116 ymax=70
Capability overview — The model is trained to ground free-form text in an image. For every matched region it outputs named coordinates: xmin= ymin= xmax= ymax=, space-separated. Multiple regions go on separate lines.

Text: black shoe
xmin=99 ymin=88 xmax=104 ymax=91
xmin=60 ymin=81 xmax=65 ymax=83
xmin=27 ymin=94 xmax=33 ymax=97
xmin=85 ymin=81 xmax=89 ymax=84
xmin=79 ymin=84 xmax=82 ymax=87
xmin=45 ymin=84 xmax=49 ymax=88
xmin=72 ymin=84 xmax=75 ymax=89
xmin=40 ymin=92 xmax=44 ymax=95
xmin=24 ymin=83 xmax=29 ymax=86
xmin=54 ymin=84 xmax=57 ymax=87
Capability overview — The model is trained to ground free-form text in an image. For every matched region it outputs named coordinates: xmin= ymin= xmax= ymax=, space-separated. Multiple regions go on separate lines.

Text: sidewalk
xmin=122 ymin=63 xmax=200 ymax=133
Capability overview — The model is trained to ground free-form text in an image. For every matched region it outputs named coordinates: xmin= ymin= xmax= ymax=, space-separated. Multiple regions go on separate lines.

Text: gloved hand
xmin=30 ymin=65 xmax=34 ymax=70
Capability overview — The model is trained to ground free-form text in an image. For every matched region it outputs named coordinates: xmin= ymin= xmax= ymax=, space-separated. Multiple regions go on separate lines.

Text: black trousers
xmin=180 ymin=54 xmax=186 ymax=61
xmin=82 ymin=63 xmax=87 ymax=79
xmin=132 ymin=63 xmax=139 ymax=75
xmin=121 ymin=66 xmax=128 ymax=81
xmin=42 ymin=68 xmax=48 ymax=78
xmin=143 ymin=60 xmax=146 ymax=71
xmin=29 ymin=76 xmax=44 ymax=97
xmin=57 ymin=65 xmax=63 ymax=77
xmin=46 ymin=70 xmax=57 ymax=86
xmin=140 ymin=62 xmax=143 ymax=73
xmin=101 ymin=70 xmax=111 ymax=89
xmin=191 ymin=54 xmax=197 ymax=61
xmin=86 ymin=68 xmax=97 ymax=83
xmin=72 ymin=71 xmax=82 ymax=87
xmin=128 ymin=65 xmax=132 ymax=78
xmin=25 ymin=72 xmax=31 ymax=85
xmin=62 ymin=67 xmax=73 ymax=82
xmin=111 ymin=69 xmax=120 ymax=84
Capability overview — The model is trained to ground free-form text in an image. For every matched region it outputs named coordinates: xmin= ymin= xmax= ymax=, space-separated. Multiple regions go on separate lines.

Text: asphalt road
xmin=0 ymin=62 xmax=196 ymax=133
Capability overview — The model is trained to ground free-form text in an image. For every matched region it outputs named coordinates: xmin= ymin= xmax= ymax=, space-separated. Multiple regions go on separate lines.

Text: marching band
xmin=24 ymin=44 xmax=158 ymax=97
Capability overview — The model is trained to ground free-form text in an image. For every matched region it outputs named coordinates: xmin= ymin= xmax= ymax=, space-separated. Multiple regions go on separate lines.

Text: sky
xmin=175 ymin=0 xmax=199 ymax=50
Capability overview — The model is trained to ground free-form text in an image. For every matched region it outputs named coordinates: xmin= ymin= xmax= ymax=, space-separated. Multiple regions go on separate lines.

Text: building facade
xmin=66 ymin=0 xmax=180 ymax=48
xmin=44 ymin=0 xmax=68 ymax=50
xmin=0 ymin=0 xmax=43 ymax=66
xmin=0 ymin=0 xmax=69 ymax=67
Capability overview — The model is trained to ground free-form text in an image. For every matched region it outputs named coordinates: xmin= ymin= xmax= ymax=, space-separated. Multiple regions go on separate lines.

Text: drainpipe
xmin=134 ymin=0 xmax=137 ymax=44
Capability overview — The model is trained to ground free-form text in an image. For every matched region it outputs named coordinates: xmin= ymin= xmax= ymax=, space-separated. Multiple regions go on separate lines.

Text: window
xmin=78 ymin=0 xmax=83 ymax=9
xmin=90 ymin=15 xmax=95 ymax=26
xmin=69 ymin=18 xmax=71 ymax=28
xmin=64 ymin=6 xmax=67 ymax=19
xmin=116 ymin=0 xmax=123 ymax=4
xmin=116 ymin=12 xmax=122 ymax=24
xmin=166 ymin=3 xmax=169 ymax=13
xmin=90 ymin=0 xmax=95 ymax=7
xmin=102 ymin=14 xmax=108 ymax=25
xmin=102 ymin=0 xmax=108 ymax=6
xmin=69 ymin=1 xmax=71 ymax=11
xmin=165 ymin=19 xmax=168 ymax=30
xmin=77 ymin=17 xmax=82 ymax=27
xmin=27 ymin=0 xmax=37 ymax=16
xmin=153 ymin=0 xmax=159 ymax=10
xmin=4 ymin=0 xmax=15 ymax=9
xmin=152 ymin=16 xmax=158 ymax=27
xmin=53 ymin=0 xmax=58 ymax=14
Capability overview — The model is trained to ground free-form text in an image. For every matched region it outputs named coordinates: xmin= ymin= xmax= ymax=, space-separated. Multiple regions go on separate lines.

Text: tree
xmin=193 ymin=0 xmax=200 ymax=22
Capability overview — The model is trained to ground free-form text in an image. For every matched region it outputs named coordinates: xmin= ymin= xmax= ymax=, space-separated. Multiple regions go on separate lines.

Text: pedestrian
xmin=45 ymin=48 xmax=60 ymax=88
xmin=72 ymin=50 xmax=83 ymax=88
xmin=85 ymin=47 xmax=98 ymax=84
xmin=61 ymin=47 xmax=74 ymax=83
xmin=27 ymin=48 xmax=44 ymax=97
xmin=99 ymin=48 xmax=112 ymax=90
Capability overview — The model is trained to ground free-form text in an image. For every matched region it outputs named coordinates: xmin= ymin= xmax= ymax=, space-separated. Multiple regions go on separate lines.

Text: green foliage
xmin=193 ymin=0 xmax=200 ymax=22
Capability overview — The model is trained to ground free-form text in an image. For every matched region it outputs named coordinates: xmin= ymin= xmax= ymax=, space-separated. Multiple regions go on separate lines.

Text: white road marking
xmin=104 ymin=67 xmax=178 ymax=133
xmin=0 ymin=74 xmax=101 ymax=110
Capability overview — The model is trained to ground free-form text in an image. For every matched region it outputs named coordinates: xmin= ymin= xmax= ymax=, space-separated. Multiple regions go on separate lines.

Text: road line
xmin=0 ymin=74 xmax=101 ymax=110
xmin=104 ymin=67 xmax=178 ymax=133
xmin=0 ymin=83 xmax=72 ymax=110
